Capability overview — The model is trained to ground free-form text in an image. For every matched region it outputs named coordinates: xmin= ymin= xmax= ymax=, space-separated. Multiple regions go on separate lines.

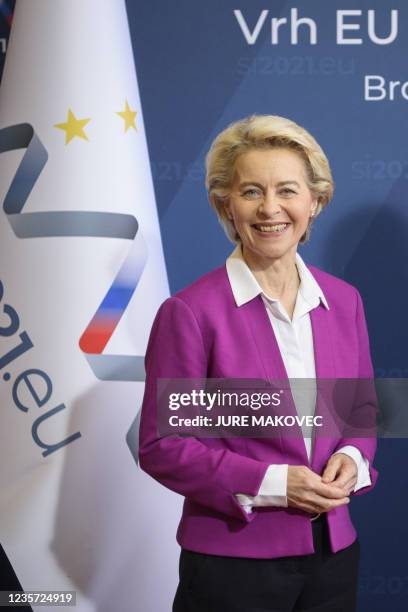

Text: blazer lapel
xmin=241 ymin=295 xmax=310 ymax=465
xmin=309 ymin=303 xmax=336 ymax=378
xmin=309 ymin=304 xmax=337 ymax=473
xmin=241 ymin=295 xmax=287 ymax=380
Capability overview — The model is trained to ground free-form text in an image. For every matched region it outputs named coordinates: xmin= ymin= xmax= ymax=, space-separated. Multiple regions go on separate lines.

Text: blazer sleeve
xmin=332 ymin=289 xmax=379 ymax=496
xmin=138 ymin=295 xmax=271 ymax=523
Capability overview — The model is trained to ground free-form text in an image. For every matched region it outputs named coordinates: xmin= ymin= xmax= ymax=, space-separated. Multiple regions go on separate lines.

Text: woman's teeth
xmin=254 ymin=223 xmax=288 ymax=233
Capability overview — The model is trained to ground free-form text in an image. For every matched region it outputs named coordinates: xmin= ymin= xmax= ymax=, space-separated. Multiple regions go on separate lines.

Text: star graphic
xmin=54 ymin=108 xmax=91 ymax=144
xmin=116 ymin=100 xmax=137 ymax=133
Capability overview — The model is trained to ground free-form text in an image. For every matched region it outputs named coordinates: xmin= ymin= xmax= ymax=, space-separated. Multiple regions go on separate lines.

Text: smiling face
xmin=225 ymin=147 xmax=318 ymax=266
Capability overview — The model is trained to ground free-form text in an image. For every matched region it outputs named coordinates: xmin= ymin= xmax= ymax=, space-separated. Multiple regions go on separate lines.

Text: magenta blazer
xmin=138 ymin=262 xmax=378 ymax=558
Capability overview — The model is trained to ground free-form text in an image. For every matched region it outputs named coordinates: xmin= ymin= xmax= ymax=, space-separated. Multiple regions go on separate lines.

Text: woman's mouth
xmin=252 ymin=223 xmax=290 ymax=235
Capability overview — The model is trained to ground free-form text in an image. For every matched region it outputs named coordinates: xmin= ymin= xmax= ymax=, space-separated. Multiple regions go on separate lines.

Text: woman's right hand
xmin=287 ymin=465 xmax=350 ymax=515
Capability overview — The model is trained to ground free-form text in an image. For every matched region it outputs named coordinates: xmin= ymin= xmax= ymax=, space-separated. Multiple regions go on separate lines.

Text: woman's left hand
xmin=321 ymin=453 xmax=358 ymax=496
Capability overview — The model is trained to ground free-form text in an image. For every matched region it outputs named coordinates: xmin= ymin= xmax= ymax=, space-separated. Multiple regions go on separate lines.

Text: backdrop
xmin=126 ymin=1 xmax=408 ymax=610
xmin=1 ymin=1 xmax=407 ymax=610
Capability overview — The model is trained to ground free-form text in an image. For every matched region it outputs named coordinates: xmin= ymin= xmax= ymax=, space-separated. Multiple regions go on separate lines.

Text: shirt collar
xmin=225 ymin=244 xmax=329 ymax=310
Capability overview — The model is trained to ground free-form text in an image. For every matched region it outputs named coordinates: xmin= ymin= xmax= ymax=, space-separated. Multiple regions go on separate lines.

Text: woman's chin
xmin=244 ymin=240 xmax=297 ymax=263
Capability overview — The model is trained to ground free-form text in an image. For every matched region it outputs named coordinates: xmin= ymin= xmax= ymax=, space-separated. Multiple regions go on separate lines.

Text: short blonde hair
xmin=205 ymin=114 xmax=334 ymax=244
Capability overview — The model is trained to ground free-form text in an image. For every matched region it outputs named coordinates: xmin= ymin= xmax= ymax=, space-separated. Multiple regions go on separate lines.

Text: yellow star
xmin=116 ymin=100 xmax=137 ymax=133
xmin=54 ymin=108 xmax=91 ymax=144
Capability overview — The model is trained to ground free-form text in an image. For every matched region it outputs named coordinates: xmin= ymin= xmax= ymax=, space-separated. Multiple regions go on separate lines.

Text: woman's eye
xmin=280 ymin=188 xmax=296 ymax=195
xmin=242 ymin=189 xmax=261 ymax=198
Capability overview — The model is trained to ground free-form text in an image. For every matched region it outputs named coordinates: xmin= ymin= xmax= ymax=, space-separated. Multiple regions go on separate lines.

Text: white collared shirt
xmin=225 ymin=244 xmax=371 ymax=511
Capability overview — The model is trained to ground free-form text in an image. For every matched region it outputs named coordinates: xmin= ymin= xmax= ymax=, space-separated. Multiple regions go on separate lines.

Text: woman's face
xmin=225 ymin=147 xmax=318 ymax=265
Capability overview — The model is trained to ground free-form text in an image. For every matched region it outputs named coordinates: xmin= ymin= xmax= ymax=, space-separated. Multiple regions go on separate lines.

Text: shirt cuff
xmin=235 ymin=464 xmax=288 ymax=511
xmin=333 ymin=445 xmax=372 ymax=492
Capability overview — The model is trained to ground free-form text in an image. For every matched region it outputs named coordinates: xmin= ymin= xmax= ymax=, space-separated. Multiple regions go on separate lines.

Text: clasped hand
xmin=287 ymin=453 xmax=358 ymax=516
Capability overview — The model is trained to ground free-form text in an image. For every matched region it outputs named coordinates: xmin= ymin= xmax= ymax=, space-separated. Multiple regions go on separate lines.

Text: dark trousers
xmin=173 ymin=516 xmax=360 ymax=612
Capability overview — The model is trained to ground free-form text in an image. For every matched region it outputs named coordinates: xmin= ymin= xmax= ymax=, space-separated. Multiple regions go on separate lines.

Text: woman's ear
xmin=310 ymin=200 xmax=318 ymax=218
xmin=224 ymin=202 xmax=233 ymax=221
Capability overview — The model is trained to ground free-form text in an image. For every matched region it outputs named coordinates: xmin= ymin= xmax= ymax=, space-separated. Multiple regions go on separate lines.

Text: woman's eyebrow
xmin=238 ymin=180 xmax=300 ymax=188
xmin=276 ymin=180 xmax=300 ymax=187
xmin=238 ymin=181 xmax=264 ymax=188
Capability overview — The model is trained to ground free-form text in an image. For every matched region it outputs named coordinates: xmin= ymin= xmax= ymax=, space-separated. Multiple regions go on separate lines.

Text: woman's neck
xmin=241 ymin=245 xmax=300 ymax=318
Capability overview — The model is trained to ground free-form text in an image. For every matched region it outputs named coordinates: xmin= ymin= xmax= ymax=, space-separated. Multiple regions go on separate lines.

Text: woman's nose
xmin=258 ymin=192 xmax=282 ymax=217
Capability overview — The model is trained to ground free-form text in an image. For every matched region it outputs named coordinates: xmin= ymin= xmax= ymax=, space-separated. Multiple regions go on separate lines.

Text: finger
xmin=311 ymin=494 xmax=350 ymax=512
xmin=313 ymin=481 xmax=349 ymax=499
xmin=321 ymin=458 xmax=341 ymax=483
xmin=331 ymin=475 xmax=357 ymax=493
xmin=291 ymin=502 xmax=318 ymax=514
xmin=331 ymin=467 xmax=357 ymax=489
xmin=326 ymin=496 xmax=350 ymax=510
xmin=287 ymin=497 xmax=326 ymax=515
xmin=287 ymin=494 xmax=349 ymax=514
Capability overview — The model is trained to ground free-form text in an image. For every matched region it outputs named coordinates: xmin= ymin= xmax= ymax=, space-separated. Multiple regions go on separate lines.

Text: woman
xmin=138 ymin=115 xmax=378 ymax=611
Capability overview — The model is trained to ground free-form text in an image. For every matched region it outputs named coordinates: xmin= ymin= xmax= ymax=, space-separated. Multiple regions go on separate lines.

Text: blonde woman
xmin=139 ymin=115 xmax=378 ymax=611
